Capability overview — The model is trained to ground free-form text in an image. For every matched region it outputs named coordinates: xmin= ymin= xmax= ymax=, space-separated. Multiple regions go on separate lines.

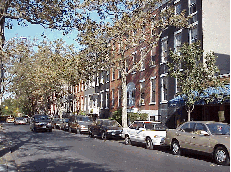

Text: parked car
xmin=51 ymin=118 xmax=60 ymax=129
xmin=14 ymin=117 xmax=26 ymax=125
xmin=89 ymin=119 xmax=123 ymax=140
xmin=122 ymin=121 xmax=167 ymax=149
xmin=69 ymin=115 xmax=93 ymax=134
xmin=55 ymin=118 xmax=64 ymax=129
xmin=6 ymin=117 xmax=14 ymax=123
xmin=60 ymin=118 xmax=69 ymax=131
xmin=30 ymin=114 xmax=52 ymax=132
xmin=165 ymin=121 xmax=230 ymax=166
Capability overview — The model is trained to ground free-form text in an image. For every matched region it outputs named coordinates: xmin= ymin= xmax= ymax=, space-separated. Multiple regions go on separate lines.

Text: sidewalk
xmin=0 ymin=125 xmax=18 ymax=171
xmin=0 ymin=151 xmax=18 ymax=172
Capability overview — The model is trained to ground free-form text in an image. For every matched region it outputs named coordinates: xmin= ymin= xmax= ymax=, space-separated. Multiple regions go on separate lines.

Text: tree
xmin=0 ymin=0 xmax=82 ymax=106
xmin=167 ymin=41 xmax=224 ymax=121
xmin=4 ymin=38 xmax=80 ymax=115
xmin=77 ymin=0 xmax=189 ymax=127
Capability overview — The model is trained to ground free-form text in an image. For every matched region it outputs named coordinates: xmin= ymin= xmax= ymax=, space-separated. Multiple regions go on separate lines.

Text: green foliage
xmin=111 ymin=108 xmax=148 ymax=125
xmin=0 ymin=98 xmax=22 ymax=117
xmin=167 ymin=41 xmax=224 ymax=110
xmin=128 ymin=112 xmax=149 ymax=123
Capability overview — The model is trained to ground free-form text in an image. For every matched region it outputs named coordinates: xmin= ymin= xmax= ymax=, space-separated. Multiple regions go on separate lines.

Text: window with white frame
xmin=112 ymin=89 xmax=115 ymax=107
xmin=140 ymin=82 xmax=145 ymax=105
xmin=106 ymin=91 xmax=109 ymax=109
xmin=112 ymin=69 xmax=115 ymax=81
xmin=106 ymin=70 xmax=109 ymax=82
xmin=161 ymin=75 xmax=168 ymax=102
xmin=189 ymin=25 xmax=198 ymax=44
xmin=140 ymin=49 xmax=145 ymax=70
xmin=161 ymin=37 xmax=168 ymax=63
xmin=84 ymin=96 xmax=87 ymax=111
xmin=100 ymin=93 xmax=103 ymax=109
xmin=189 ymin=0 xmax=196 ymax=14
xmin=96 ymin=73 xmax=99 ymax=86
xmin=118 ymin=70 xmax=121 ymax=79
xmin=150 ymin=77 xmax=156 ymax=103
xmin=175 ymin=78 xmax=181 ymax=95
xmin=175 ymin=2 xmax=181 ymax=15
xmin=174 ymin=30 xmax=182 ymax=53
xmin=100 ymin=71 xmax=104 ymax=84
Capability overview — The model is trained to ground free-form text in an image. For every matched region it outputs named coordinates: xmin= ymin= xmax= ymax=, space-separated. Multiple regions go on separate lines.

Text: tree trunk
xmin=121 ymin=73 xmax=127 ymax=128
xmin=186 ymin=105 xmax=194 ymax=122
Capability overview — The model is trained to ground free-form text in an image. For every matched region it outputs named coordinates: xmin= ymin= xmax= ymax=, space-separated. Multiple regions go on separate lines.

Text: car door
xmin=190 ymin=123 xmax=211 ymax=152
xmin=128 ymin=122 xmax=138 ymax=141
xmin=135 ymin=123 xmax=145 ymax=143
xmin=176 ymin=122 xmax=196 ymax=149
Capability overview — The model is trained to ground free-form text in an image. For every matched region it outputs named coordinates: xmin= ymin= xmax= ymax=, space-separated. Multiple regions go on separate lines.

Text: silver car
xmin=165 ymin=121 xmax=230 ymax=165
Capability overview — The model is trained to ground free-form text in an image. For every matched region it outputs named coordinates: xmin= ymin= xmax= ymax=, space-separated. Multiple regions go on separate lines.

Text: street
xmin=0 ymin=123 xmax=229 ymax=172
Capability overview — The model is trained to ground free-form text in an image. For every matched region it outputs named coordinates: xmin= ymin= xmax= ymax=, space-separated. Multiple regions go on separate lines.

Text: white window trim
xmin=149 ymin=76 xmax=157 ymax=105
xmin=189 ymin=22 xmax=198 ymax=44
xmin=160 ymin=74 xmax=168 ymax=104
xmin=160 ymin=36 xmax=168 ymax=64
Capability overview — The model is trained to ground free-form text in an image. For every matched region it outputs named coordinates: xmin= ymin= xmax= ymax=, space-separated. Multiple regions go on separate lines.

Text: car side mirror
xmin=200 ymin=130 xmax=209 ymax=136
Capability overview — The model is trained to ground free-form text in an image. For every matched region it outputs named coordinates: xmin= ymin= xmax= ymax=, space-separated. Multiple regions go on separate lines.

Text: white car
xmin=122 ymin=121 xmax=167 ymax=149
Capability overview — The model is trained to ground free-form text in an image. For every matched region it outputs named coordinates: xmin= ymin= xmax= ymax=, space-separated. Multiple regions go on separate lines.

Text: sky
xmin=4 ymin=20 xmax=80 ymax=49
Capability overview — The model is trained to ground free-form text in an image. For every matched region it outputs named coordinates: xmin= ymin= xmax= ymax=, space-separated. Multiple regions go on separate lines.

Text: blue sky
xmin=5 ymin=20 xmax=80 ymax=49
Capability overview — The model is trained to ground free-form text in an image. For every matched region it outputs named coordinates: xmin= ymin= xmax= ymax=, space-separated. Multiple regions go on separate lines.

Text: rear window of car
xmin=145 ymin=123 xmax=167 ymax=131
xmin=34 ymin=115 xmax=49 ymax=121
xmin=206 ymin=123 xmax=230 ymax=135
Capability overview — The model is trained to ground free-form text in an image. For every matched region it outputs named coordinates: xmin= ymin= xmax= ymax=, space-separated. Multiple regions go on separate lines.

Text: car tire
xmin=172 ymin=140 xmax=181 ymax=155
xmin=214 ymin=146 xmax=230 ymax=166
xmin=125 ymin=135 xmax=131 ymax=145
xmin=89 ymin=131 xmax=94 ymax=138
xmin=101 ymin=132 xmax=107 ymax=140
xmin=146 ymin=137 xmax=154 ymax=150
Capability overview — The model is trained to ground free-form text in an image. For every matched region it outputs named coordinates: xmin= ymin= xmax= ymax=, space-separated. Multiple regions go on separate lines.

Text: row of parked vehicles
xmin=29 ymin=114 xmax=230 ymax=166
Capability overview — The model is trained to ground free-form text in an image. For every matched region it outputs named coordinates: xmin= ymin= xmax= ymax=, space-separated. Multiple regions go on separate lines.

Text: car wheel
xmin=101 ymin=132 xmax=107 ymax=140
xmin=214 ymin=146 xmax=230 ymax=166
xmin=125 ymin=135 xmax=131 ymax=145
xmin=172 ymin=140 xmax=181 ymax=155
xmin=89 ymin=131 xmax=94 ymax=138
xmin=146 ymin=137 xmax=154 ymax=150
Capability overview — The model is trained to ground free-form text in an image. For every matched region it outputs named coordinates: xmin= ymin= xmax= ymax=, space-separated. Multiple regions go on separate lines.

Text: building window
xmin=175 ymin=2 xmax=181 ymax=15
xmin=189 ymin=25 xmax=198 ymax=44
xmin=189 ymin=0 xmax=196 ymax=15
xmin=127 ymin=82 xmax=136 ymax=107
xmin=161 ymin=76 xmax=168 ymax=102
xmin=161 ymin=37 xmax=168 ymax=63
xmin=106 ymin=70 xmax=110 ymax=82
xmin=150 ymin=77 xmax=156 ymax=103
xmin=100 ymin=71 xmax=104 ymax=84
xmin=140 ymin=82 xmax=145 ymax=105
xmin=112 ymin=89 xmax=115 ymax=107
xmin=118 ymin=70 xmax=121 ymax=79
xmin=84 ymin=96 xmax=87 ymax=111
xmin=100 ymin=93 xmax=103 ymax=109
xmin=106 ymin=92 xmax=109 ymax=109
xmin=175 ymin=78 xmax=181 ymax=95
xmin=174 ymin=30 xmax=182 ymax=53
xmin=140 ymin=49 xmax=145 ymax=70
xmin=112 ymin=69 xmax=115 ymax=81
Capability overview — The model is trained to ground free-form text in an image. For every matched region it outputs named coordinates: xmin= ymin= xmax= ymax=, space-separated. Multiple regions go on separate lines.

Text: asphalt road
xmin=0 ymin=123 xmax=229 ymax=172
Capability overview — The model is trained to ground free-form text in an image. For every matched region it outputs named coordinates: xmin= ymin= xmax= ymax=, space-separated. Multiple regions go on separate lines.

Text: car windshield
xmin=80 ymin=116 xmax=92 ymax=122
xmin=104 ymin=120 xmax=121 ymax=127
xmin=145 ymin=123 xmax=168 ymax=131
xmin=16 ymin=117 xmax=24 ymax=120
xmin=206 ymin=123 xmax=230 ymax=135
xmin=63 ymin=118 xmax=69 ymax=122
xmin=34 ymin=115 xmax=49 ymax=121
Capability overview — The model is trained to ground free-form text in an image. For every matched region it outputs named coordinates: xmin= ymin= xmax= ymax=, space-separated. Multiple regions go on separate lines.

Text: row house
xmin=59 ymin=0 xmax=229 ymax=127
